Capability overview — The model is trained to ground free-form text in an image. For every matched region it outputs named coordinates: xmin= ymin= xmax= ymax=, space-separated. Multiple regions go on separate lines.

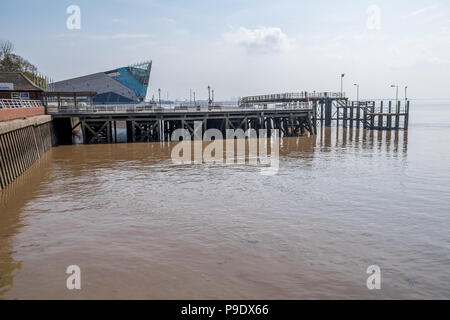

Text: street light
xmin=340 ymin=74 xmax=345 ymax=98
xmin=207 ymin=85 xmax=211 ymax=104
xmin=158 ymin=88 xmax=161 ymax=107
xmin=405 ymin=86 xmax=408 ymax=104
xmin=390 ymin=84 xmax=398 ymax=106
xmin=353 ymin=83 xmax=359 ymax=105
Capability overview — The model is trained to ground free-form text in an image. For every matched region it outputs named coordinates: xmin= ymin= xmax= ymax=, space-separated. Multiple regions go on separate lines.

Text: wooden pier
xmin=332 ymin=100 xmax=410 ymax=130
xmin=49 ymin=105 xmax=315 ymax=144
xmin=44 ymin=91 xmax=410 ymax=145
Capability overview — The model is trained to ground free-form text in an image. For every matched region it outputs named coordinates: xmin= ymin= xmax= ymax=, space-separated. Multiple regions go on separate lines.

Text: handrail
xmin=0 ymin=99 xmax=43 ymax=109
xmin=240 ymin=92 xmax=346 ymax=103
xmin=46 ymin=103 xmax=313 ymax=114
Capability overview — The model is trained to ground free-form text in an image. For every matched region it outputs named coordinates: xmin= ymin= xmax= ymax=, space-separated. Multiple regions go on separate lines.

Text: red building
xmin=0 ymin=72 xmax=45 ymax=121
xmin=0 ymin=72 xmax=44 ymax=100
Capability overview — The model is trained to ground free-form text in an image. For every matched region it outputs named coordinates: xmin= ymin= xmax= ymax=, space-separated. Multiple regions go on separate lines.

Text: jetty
xmin=0 ymin=90 xmax=410 ymax=189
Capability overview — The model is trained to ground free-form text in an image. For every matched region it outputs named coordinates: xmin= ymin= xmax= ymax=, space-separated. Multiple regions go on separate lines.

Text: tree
xmin=0 ymin=40 xmax=37 ymax=73
xmin=0 ymin=40 xmax=14 ymax=58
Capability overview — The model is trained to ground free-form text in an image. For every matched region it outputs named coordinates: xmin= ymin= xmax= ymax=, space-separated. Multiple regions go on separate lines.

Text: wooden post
xmin=114 ymin=121 xmax=117 ymax=143
xmin=82 ymin=121 xmax=87 ymax=144
xmin=325 ymin=99 xmax=332 ymax=127
xmin=343 ymin=106 xmax=348 ymax=128
xmin=363 ymin=106 xmax=367 ymax=129
xmin=404 ymin=100 xmax=410 ymax=130
xmin=320 ymin=102 xmax=324 ymax=124
xmin=350 ymin=103 xmax=354 ymax=128
xmin=379 ymin=101 xmax=384 ymax=130
xmin=387 ymin=101 xmax=392 ymax=130
xmin=336 ymin=106 xmax=340 ymax=127
xmin=312 ymin=101 xmax=317 ymax=134
xmin=356 ymin=101 xmax=361 ymax=128
xmin=370 ymin=102 xmax=375 ymax=129
xmin=106 ymin=121 xmax=111 ymax=143
xmin=395 ymin=101 xmax=400 ymax=130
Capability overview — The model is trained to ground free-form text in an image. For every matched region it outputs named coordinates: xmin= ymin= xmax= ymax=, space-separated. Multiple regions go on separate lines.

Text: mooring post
xmin=320 ymin=102 xmax=324 ymax=124
xmin=363 ymin=105 xmax=367 ymax=129
xmin=114 ymin=121 xmax=117 ymax=143
xmin=312 ymin=101 xmax=317 ymax=134
xmin=343 ymin=105 xmax=348 ymax=128
xmin=370 ymin=102 xmax=375 ymax=129
xmin=379 ymin=101 xmax=384 ymax=130
xmin=388 ymin=101 xmax=392 ymax=130
xmin=81 ymin=120 xmax=86 ymax=144
xmin=405 ymin=100 xmax=410 ymax=130
xmin=350 ymin=102 xmax=354 ymax=129
xmin=107 ymin=120 xmax=111 ymax=143
xmin=395 ymin=101 xmax=400 ymax=130
xmin=325 ymin=98 xmax=332 ymax=127
xmin=356 ymin=101 xmax=361 ymax=128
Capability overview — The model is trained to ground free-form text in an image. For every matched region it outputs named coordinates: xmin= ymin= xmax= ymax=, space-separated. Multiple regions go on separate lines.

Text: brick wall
xmin=0 ymin=107 xmax=45 ymax=122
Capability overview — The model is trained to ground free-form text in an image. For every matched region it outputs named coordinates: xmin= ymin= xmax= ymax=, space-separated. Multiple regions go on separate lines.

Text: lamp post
xmin=353 ymin=83 xmax=359 ymax=105
xmin=405 ymin=86 xmax=408 ymax=104
xmin=390 ymin=84 xmax=398 ymax=106
xmin=207 ymin=85 xmax=211 ymax=105
xmin=193 ymin=91 xmax=196 ymax=106
xmin=340 ymin=74 xmax=345 ymax=98
xmin=158 ymin=88 xmax=161 ymax=107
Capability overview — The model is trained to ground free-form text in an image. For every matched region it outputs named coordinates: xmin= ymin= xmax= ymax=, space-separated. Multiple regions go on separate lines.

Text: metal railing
xmin=46 ymin=102 xmax=312 ymax=114
xmin=240 ymin=92 xmax=346 ymax=103
xmin=0 ymin=99 xmax=43 ymax=109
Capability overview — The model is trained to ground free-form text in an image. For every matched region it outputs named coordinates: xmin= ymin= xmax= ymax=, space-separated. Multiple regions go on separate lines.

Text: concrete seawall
xmin=0 ymin=115 xmax=54 ymax=190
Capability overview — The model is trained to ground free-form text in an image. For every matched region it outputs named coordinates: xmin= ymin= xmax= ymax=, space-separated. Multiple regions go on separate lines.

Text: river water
xmin=0 ymin=102 xmax=449 ymax=299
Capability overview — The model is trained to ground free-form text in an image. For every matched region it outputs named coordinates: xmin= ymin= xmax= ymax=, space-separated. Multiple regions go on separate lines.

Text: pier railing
xmin=46 ymin=102 xmax=312 ymax=114
xmin=240 ymin=92 xmax=346 ymax=104
xmin=0 ymin=99 xmax=43 ymax=109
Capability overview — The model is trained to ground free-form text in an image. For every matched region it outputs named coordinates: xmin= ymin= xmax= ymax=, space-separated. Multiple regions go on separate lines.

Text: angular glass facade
xmin=104 ymin=61 xmax=151 ymax=102
xmin=54 ymin=61 xmax=152 ymax=104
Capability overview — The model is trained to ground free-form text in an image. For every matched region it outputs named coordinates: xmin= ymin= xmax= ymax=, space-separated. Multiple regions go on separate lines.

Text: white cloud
xmin=223 ymin=26 xmax=291 ymax=54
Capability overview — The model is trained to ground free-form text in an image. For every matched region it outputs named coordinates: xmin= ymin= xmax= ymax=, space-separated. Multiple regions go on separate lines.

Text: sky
xmin=1 ymin=0 xmax=449 ymax=101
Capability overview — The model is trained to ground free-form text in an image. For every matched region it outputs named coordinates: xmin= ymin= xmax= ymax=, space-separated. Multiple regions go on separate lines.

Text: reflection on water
xmin=0 ymin=108 xmax=449 ymax=299
xmin=0 ymin=154 xmax=52 ymax=297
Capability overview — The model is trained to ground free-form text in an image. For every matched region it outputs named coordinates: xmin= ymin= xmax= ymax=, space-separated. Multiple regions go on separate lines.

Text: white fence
xmin=0 ymin=99 xmax=43 ymax=109
xmin=47 ymin=102 xmax=312 ymax=114
xmin=241 ymin=92 xmax=346 ymax=103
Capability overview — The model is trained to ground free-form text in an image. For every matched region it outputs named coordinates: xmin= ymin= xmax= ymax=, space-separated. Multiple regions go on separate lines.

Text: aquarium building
xmin=53 ymin=61 xmax=152 ymax=104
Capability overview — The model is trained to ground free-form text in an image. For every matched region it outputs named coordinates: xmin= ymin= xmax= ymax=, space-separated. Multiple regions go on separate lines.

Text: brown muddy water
xmin=1 ymin=103 xmax=449 ymax=299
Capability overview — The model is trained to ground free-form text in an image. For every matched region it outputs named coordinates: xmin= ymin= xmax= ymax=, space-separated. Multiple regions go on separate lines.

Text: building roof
xmin=43 ymin=91 xmax=97 ymax=97
xmin=0 ymin=72 xmax=44 ymax=91
xmin=53 ymin=61 xmax=151 ymax=103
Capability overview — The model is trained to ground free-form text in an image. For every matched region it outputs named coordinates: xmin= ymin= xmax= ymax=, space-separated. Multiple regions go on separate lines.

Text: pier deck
xmin=48 ymin=104 xmax=315 ymax=144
